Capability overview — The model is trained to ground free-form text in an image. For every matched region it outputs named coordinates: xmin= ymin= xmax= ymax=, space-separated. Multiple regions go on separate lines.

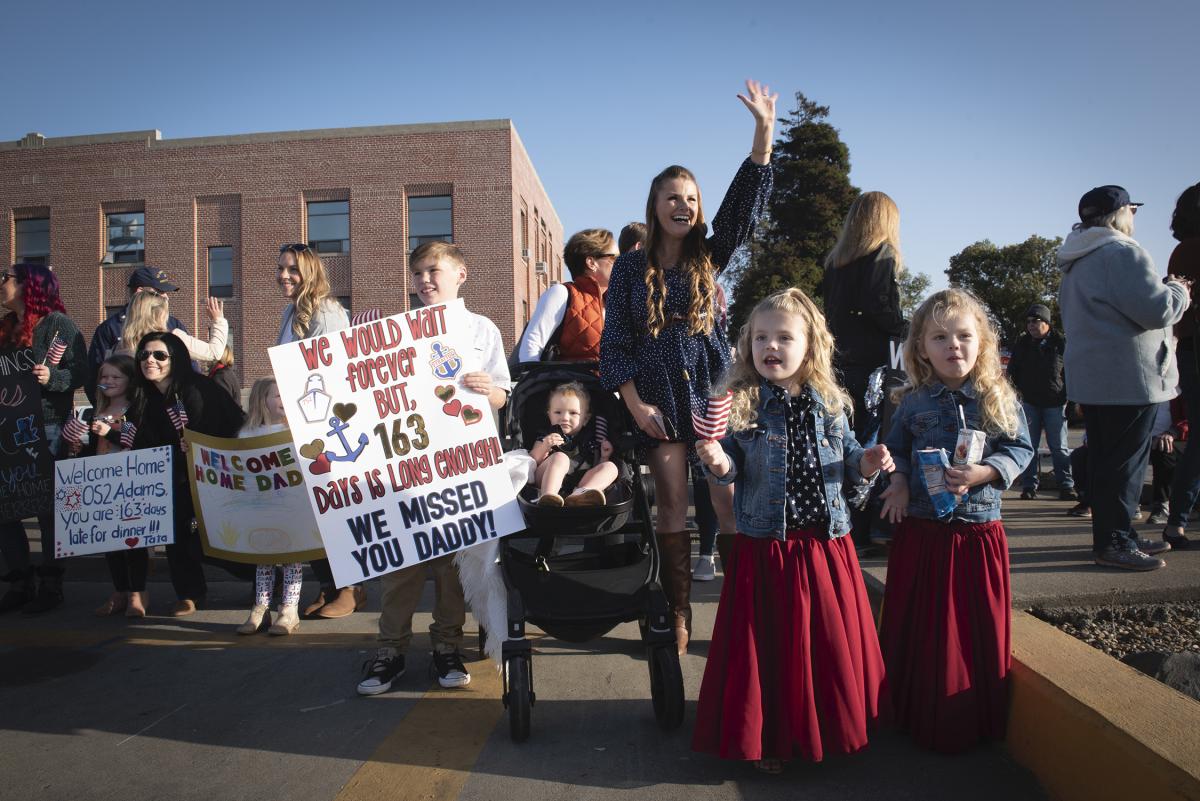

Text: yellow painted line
xmin=335 ymin=658 xmax=504 ymax=801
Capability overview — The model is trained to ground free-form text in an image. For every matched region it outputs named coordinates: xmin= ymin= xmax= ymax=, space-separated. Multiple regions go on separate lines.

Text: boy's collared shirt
xmin=463 ymin=308 xmax=512 ymax=392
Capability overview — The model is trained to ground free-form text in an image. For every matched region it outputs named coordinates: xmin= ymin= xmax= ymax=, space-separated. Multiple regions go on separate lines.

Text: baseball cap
xmin=1078 ymin=185 xmax=1143 ymax=221
xmin=128 ymin=266 xmax=179 ymax=293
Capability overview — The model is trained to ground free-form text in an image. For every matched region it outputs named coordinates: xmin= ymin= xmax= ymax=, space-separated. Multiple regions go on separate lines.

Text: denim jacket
xmin=705 ymin=381 xmax=875 ymax=540
xmin=883 ymin=381 xmax=1033 ymax=523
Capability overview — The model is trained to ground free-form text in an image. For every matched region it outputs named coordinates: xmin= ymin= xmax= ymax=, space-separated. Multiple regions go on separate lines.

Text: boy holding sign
xmin=357 ymin=242 xmax=511 ymax=695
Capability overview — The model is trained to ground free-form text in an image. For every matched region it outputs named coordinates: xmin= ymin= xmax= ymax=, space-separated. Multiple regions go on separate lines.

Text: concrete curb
xmin=1008 ymin=610 xmax=1200 ymax=801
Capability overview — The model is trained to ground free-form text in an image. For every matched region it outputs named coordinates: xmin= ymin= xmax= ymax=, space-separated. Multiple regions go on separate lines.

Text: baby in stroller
xmin=530 ymin=381 xmax=620 ymax=507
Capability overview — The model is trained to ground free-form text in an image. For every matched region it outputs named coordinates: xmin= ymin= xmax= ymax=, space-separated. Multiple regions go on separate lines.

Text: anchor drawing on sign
xmin=429 ymin=342 xmax=463 ymax=381
xmin=324 ymin=415 xmax=368 ymax=463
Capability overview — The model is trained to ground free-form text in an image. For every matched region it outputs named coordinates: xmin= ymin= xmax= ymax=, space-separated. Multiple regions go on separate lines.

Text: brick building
xmin=0 ymin=120 xmax=563 ymax=387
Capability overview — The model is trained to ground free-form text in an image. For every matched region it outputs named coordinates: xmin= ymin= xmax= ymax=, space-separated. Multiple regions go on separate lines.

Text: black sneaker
xmin=1147 ymin=505 xmax=1170 ymax=525
xmin=1067 ymin=503 xmax=1092 ymax=518
xmin=1020 ymin=489 xmax=1038 ymax=500
xmin=1059 ymin=487 xmax=1079 ymax=501
xmin=430 ymin=650 xmax=471 ymax=688
xmin=1093 ymin=547 xmax=1165 ymax=571
xmin=357 ymin=648 xmax=405 ymax=696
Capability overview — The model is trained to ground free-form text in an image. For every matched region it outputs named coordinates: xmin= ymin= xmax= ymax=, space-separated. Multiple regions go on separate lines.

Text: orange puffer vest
xmin=556 ymin=273 xmax=605 ymax=361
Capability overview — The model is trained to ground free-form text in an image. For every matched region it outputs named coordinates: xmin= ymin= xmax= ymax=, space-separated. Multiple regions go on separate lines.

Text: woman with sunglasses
xmin=130 ymin=332 xmax=244 ymax=615
xmin=275 ymin=243 xmax=361 ymax=618
xmin=0 ymin=263 xmax=87 ymax=613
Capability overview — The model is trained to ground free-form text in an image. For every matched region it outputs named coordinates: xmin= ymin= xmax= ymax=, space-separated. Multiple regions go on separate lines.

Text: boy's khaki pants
xmin=377 ymin=554 xmax=465 ymax=653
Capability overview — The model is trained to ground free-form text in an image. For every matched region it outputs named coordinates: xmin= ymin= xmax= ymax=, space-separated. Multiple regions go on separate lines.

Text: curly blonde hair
xmin=642 ymin=166 xmax=717 ymax=338
xmin=287 ymin=247 xmax=335 ymax=340
xmin=721 ymin=287 xmax=851 ymax=432
xmin=893 ymin=288 xmax=1019 ymax=436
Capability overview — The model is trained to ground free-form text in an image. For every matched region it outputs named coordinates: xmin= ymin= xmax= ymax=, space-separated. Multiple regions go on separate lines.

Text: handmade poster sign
xmin=187 ymin=428 xmax=325 ymax=564
xmin=268 ymin=299 xmax=523 ymax=587
xmin=0 ymin=347 xmax=54 ymax=521
xmin=53 ymin=446 xmax=173 ymax=557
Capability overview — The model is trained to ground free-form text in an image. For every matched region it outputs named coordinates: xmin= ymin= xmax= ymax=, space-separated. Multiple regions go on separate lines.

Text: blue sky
xmin=4 ymin=0 xmax=1196 ymax=298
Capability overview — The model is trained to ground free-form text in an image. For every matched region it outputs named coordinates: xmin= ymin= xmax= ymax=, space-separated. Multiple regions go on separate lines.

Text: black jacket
xmin=1006 ymin=330 xmax=1067 ymax=407
xmin=822 ymin=244 xmax=908 ymax=374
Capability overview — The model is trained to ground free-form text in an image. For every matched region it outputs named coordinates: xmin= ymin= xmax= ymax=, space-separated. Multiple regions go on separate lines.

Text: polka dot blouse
xmin=767 ymin=383 xmax=830 ymax=528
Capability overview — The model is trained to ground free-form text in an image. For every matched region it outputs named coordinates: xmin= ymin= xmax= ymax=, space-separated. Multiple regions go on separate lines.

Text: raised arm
xmin=708 ymin=80 xmax=777 ymax=269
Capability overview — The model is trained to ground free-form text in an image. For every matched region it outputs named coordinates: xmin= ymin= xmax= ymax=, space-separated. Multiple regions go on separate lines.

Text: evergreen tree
xmin=728 ymin=93 xmax=858 ymax=332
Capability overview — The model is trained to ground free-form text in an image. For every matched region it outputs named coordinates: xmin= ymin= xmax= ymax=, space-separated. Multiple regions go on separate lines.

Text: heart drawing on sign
xmin=332 ymin=402 xmax=357 ymax=422
xmin=298 ymin=439 xmax=326 ymax=460
xmin=309 ymin=452 xmax=333 ymax=475
xmin=462 ymin=406 xmax=482 ymax=425
xmin=125 ymin=537 xmax=139 ymax=548
xmin=434 ymin=385 xmax=456 ymax=402
xmin=443 ymin=399 xmax=463 ymax=417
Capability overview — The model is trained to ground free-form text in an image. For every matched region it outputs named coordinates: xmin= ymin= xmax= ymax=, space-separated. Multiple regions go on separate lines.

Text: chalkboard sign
xmin=0 ymin=347 xmax=54 ymax=521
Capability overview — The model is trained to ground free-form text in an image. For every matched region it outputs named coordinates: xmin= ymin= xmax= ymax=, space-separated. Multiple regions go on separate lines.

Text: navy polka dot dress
xmin=601 ymin=158 xmax=773 ymax=449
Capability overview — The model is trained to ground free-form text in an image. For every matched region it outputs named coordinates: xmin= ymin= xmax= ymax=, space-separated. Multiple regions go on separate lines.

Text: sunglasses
xmin=137 ymin=349 xmax=170 ymax=363
xmin=279 ymin=243 xmax=312 ymax=254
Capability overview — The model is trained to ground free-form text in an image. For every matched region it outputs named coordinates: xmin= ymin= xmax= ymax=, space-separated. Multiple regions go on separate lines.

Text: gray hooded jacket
xmin=1057 ymin=227 xmax=1190 ymax=405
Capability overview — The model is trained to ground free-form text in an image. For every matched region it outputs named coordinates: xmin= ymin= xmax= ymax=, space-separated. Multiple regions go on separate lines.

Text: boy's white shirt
xmin=462 ymin=307 xmax=513 ymax=391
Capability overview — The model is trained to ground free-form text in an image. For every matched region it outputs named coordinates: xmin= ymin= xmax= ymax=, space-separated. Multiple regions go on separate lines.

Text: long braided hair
xmin=642 ymin=166 xmax=717 ymax=338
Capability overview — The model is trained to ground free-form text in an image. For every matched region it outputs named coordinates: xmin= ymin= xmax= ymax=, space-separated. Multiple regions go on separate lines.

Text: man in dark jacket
xmin=1008 ymin=303 xmax=1076 ymax=500
xmin=86 ymin=266 xmax=186 ymax=403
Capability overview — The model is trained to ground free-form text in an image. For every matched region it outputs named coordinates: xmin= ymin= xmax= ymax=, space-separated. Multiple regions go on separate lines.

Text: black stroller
xmin=497 ymin=362 xmax=683 ymax=741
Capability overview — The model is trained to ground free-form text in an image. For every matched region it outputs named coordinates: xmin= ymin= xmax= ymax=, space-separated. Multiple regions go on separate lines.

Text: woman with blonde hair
xmin=274 ymin=243 xmax=356 ymax=617
xmin=116 ymin=292 xmax=230 ymax=364
xmin=822 ymin=191 xmax=908 ymax=432
xmin=601 ymin=80 xmax=776 ymax=655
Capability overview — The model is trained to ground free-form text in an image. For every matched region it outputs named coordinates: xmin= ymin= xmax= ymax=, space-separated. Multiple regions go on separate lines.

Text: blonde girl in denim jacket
xmin=879 ymin=287 xmax=1033 ymax=753
xmin=691 ymin=288 xmax=893 ymax=774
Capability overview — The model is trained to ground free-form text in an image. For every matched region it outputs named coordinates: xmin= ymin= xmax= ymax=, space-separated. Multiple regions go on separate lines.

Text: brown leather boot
xmin=656 ymin=530 xmax=693 ymax=656
xmin=316 ymin=586 xmax=359 ymax=619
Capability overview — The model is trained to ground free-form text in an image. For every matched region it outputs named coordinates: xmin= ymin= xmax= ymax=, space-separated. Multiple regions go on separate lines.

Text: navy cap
xmin=1079 ymin=185 xmax=1143 ymax=221
xmin=128 ymin=266 xmax=179 ymax=293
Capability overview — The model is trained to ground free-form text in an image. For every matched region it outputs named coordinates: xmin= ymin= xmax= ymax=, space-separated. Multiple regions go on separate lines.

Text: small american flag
xmin=351 ymin=308 xmax=382 ymax=326
xmin=44 ymin=331 xmax=66 ymax=366
xmin=167 ymin=398 xmax=188 ymax=439
xmin=62 ymin=416 xmax=88 ymax=445
xmin=119 ymin=421 xmax=137 ymax=450
xmin=691 ymin=391 xmax=733 ymax=441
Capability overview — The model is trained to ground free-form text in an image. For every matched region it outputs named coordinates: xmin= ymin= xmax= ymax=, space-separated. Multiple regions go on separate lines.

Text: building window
xmin=519 ymin=207 xmax=528 ymax=259
xmin=105 ymin=304 xmax=125 ymax=319
xmin=522 ymin=300 xmax=529 ymax=323
xmin=208 ymin=246 xmax=234 ymax=298
xmin=15 ymin=218 xmax=50 ymax=265
xmin=408 ymin=292 xmax=420 ymax=310
xmin=307 ymin=201 xmax=350 ymax=254
xmin=106 ymin=212 xmax=145 ymax=264
xmin=408 ymin=195 xmax=452 ymax=252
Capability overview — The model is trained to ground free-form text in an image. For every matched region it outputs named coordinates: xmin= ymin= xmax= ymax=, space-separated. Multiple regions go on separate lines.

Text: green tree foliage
xmin=728 ymin=93 xmax=858 ymax=333
xmin=897 ymin=270 xmax=932 ymax=318
xmin=945 ymin=235 xmax=1064 ymax=344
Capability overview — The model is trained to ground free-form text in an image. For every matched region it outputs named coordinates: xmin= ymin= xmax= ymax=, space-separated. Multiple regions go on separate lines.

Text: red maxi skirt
xmin=691 ymin=529 xmax=885 ymax=763
xmin=879 ymin=516 xmax=1011 ymax=753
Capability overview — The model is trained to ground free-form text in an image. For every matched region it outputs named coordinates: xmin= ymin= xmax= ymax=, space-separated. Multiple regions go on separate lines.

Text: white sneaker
xmin=692 ymin=554 xmax=716 ymax=581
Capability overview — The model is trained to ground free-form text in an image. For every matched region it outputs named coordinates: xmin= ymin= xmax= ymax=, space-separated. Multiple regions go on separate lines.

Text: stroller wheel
xmin=648 ymin=645 xmax=684 ymax=730
xmin=504 ymin=654 xmax=533 ymax=742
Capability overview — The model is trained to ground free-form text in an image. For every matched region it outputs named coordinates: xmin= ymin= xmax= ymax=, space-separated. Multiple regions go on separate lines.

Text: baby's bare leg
xmin=535 ymin=452 xmax=571 ymax=496
xmin=576 ymin=461 xmax=619 ymax=492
